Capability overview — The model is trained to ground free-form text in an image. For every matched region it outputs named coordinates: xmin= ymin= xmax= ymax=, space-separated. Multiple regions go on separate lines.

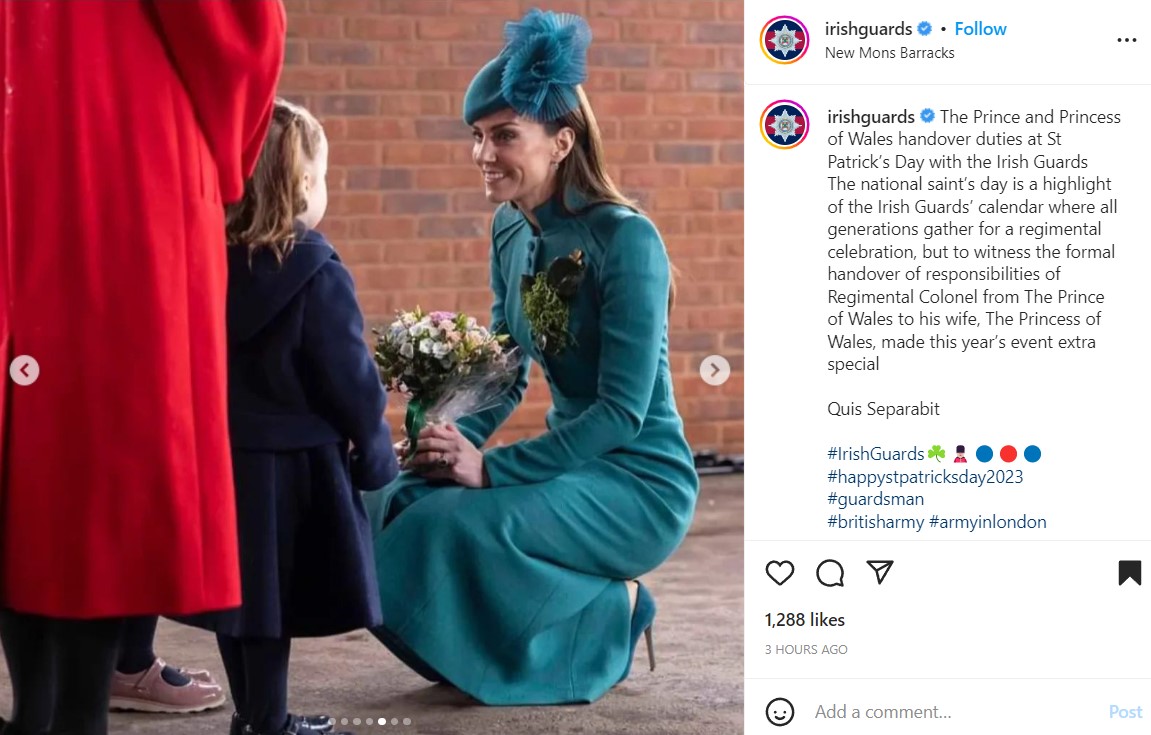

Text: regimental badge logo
xmin=760 ymin=16 xmax=808 ymax=64
xmin=760 ymin=100 xmax=808 ymax=149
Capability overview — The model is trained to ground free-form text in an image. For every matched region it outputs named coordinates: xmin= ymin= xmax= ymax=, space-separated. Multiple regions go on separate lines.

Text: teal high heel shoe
xmin=620 ymin=581 xmax=657 ymax=682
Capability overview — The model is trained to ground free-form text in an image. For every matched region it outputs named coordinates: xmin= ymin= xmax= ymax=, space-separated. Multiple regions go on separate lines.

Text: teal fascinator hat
xmin=463 ymin=8 xmax=592 ymax=125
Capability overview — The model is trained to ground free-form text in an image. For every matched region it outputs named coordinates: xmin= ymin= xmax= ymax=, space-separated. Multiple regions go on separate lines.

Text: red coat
xmin=0 ymin=1 xmax=285 ymax=618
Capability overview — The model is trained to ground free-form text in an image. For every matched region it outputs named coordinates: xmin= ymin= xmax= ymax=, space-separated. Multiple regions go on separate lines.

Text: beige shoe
xmin=109 ymin=657 xmax=226 ymax=713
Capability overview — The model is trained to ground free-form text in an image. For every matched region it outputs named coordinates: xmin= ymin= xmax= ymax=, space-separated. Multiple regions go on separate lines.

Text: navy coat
xmin=188 ymin=227 xmax=399 ymax=638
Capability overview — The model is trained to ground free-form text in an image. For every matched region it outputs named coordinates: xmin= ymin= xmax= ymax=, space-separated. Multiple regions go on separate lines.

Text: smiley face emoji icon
xmin=766 ymin=697 xmax=795 ymax=726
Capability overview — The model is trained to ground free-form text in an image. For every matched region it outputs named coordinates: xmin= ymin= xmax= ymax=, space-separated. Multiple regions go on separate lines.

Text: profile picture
xmin=760 ymin=100 xmax=809 ymax=149
xmin=760 ymin=16 xmax=808 ymax=63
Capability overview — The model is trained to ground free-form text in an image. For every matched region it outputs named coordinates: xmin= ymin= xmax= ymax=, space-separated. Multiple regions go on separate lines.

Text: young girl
xmin=186 ymin=99 xmax=399 ymax=735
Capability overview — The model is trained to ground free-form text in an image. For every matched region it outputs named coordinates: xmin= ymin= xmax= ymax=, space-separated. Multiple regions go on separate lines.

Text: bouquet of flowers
xmin=374 ymin=308 xmax=521 ymax=455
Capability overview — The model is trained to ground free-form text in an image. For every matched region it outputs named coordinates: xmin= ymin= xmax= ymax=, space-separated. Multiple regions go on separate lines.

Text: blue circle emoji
xmin=976 ymin=445 xmax=994 ymax=462
xmin=1024 ymin=445 xmax=1041 ymax=462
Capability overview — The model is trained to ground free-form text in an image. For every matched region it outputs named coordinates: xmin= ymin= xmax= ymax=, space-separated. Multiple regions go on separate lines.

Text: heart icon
xmin=766 ymin=560 xmax=795 ymax=586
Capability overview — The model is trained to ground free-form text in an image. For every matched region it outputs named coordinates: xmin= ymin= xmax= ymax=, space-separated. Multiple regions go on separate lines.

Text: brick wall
xmin=279 ymin=0 xmax=744 ymax=454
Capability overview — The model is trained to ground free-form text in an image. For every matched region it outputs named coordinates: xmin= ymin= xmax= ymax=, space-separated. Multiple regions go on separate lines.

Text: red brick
xmin=334 ymin=241 xmax=383 ymax=265
xmin=653 ymin=94 xmax=718 ymax=116
xmin=316 ymin=94 xmax=380 ymax=116
xmin=656 ymin=45 xmax=716 ymax=68
xmin=589 ymin=0 xmax=651 ymax=18
xmin=604 ymin=142 xmax=652 ymax=164
xmin=720 ymin=46 xmax=742 ymax=69
xmin=380 ymin=42 xmax=450 ymax=65
xmin=419 ymin=263 xmax=489 ymax=288
xmin=687 ymin=118 xmax=743 ymax=139
xmin=416 ymin=117 xmax=472 ymax=140
xmin=347 ymin=67 xmax=416 ymax=89
xmin=588 ymin=18 xmax=619 ymax=41
xmin=588 ymin=45 xmax=650 ymax=67
xmin=327 ymin=142 xmax=381 ymax=166
xmin=309 ymin=41 xmax=378 ymax=65
xmin=346 ymin=167 xmax=412 ymax=190
xmin=417 ymin=68 xmax=477 ymax=90
xmin=688 ymin=22 xmax=742 ymax=44
xmin=588 ymin=69 xmax=620 ymax=92
xmin=655 ymin=143 xmax=714 ymax=164
xmin=287 ymin=14 xmax=344 ymax=38
xmin=719 ymin=1 xmax=742 ymax=21
xmin=380 ymin=142 xmax=451 ymax=165
xmin=521 ymin=0 xmax=587 ymax=15
xmin=719 ymin=237 xmax=742 ymax=258
xmin=417 ymin=17 xmax=504 ymax=40
xmin=621 ymin=167 xmax=683 ymax=188
xmin=687 ymin=213 xmax=741 ymax=235
xmin=449 ymin=43 xmax=504 ymax=66
xmin=309 ymin=0 xmax=380 ymax=13
xmin=451 ymin=238 xmax=491 ymax=261
xmin=720 ymin=142 xmax=742 ymax=164
xmin=621 ymin=20 xmax=684 ymax=43
xmin=687 ymin=308 xmax=741 ymax=330
xmin=689 ymin=71 xmax=742 ymax=92
xmin=654 ymin=1 xmax=717 ymax=19
xmin=597 ymin=119 xmax=620 ymax=140
xmin=327 ymin=192 xmax=383 ymax=216
xmin=419 ymin=216 xmax=488 ymax=239
xmin=720 ymin=190 xmax=742 ymax=211
xmin=376 ymin=94 xmax=422 ymax=116
xmin=345 ymin=17 xmax=415 ymax=39
xmin=622 ymin=119 xmax=684 ymax=139
xmin=352 ymin=216 xmax=418 ymax=239
xmin=381 ymin=241 xmax=453 ymax=262
xmin=346 ymin=118 xmax=415 ymax=140
xmin=381 ymin=0 xmax=448 ymax=13
xmin=620 ymin=70 xmax=683 ymax=92
xmin=382 ymin=192 xmax=449 ymax=214
xmin=279 ymin=67 xmax=344 ymax=91
xmin=686 ymin=166 xmax=741 ymax=187
xmin=416 ymin=167 xmax=481 ymax=189
xmin=663 ymin=236 xmax=717 ymax=258
xmin=284 ymin=40 xmax=307 ymax=65
xmin=415 ymin=95 xmax=449 ymax=115
xmin=591 ymin=93 xmax=649 ymax=117
xmin=674 ymin=283 xmax=724 ymax=306
xmin=450 ymin=0 xmax=519 ymax=14
xmin=720 ymin=95 xmax=742 ymax=116
xmin=655 ymin=189 xmax=717 ymax=211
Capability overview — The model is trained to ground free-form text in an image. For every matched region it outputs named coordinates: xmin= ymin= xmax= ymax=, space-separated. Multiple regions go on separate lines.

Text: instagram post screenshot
xmin=0 ymin=1 xmax=743 ymax=735
xmin=747 ymin=0 xmax=1149 ymax=733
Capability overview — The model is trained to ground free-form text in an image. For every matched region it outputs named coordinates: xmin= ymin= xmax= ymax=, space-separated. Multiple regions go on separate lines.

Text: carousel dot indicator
xmin=1024 ymin=445 xmax=1041 ymax=462
xmin=1000 ymin=445 xmax=1018 ymax=462
xmin=976 ymin=445 xmax=994 ymax=462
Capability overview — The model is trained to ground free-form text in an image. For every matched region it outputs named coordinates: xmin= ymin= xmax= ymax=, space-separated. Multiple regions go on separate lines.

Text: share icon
xmin=867 ymin=560 xmax=894 ymax=585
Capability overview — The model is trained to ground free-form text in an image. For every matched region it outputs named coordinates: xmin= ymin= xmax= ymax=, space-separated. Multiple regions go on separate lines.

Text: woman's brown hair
xmin=545 ymin=87 xmax=678 ymax=308
xmin=225 ymin=99 xmax=325 ymax=261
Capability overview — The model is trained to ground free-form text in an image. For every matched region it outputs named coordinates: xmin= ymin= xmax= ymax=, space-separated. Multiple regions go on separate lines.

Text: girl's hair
xmin=225 ymin=98 xmax=325 ymax=261
xmin=545 ymin=87 xmax=678 ymax=309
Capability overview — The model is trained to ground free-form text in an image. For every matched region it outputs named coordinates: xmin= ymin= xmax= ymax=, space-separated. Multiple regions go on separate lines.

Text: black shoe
xmin=287 ymin=715 xmax=335 ymax=733
xmin=240 ymin=715 xmax=345 ymax=735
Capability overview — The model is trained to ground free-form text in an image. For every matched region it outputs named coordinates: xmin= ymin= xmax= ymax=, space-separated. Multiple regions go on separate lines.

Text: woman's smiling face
xmin=471 ymin=109 xmax=571 ymax=211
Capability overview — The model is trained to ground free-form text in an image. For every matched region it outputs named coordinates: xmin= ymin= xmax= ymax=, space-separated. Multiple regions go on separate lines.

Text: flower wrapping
xmin=374 ymin=308 xmax=521 ymax=456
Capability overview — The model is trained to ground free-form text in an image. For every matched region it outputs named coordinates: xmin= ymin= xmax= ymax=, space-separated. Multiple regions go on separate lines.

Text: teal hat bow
xmin=463 ymin=8 xmax=592 ymax=125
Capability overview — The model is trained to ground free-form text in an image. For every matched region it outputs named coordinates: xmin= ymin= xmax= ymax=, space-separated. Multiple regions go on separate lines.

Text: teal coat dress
xmin=367 ymin=193 xmax=699 ymax=705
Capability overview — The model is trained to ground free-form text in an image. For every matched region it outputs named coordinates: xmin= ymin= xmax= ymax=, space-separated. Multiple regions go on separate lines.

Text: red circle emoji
xmin=1000 ymin=445 xmax=1018 ymax=462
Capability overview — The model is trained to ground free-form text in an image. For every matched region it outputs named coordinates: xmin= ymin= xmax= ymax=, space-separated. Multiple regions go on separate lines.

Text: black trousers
xmin=216 ymin=634 xmax=291 ymax=734
xmin=0 ymin=609 xmax=123 ymax=735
